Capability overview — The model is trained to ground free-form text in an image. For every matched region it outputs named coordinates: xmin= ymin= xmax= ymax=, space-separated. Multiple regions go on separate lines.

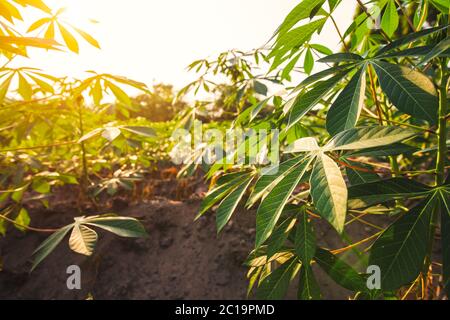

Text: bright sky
xmin=12 ymin=0 xmax=355 ymax=91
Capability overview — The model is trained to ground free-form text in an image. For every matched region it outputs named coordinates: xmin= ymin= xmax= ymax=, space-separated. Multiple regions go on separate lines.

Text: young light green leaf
xmin=14 ymin=207 xmax=30 ymax=232
xmin=371 ymin=61 xmax=438 ymax=123
xmin=326 ymin=66 xmax=366 ymax=136
xmin=274 ymin=0 xmax=326 ymax=38
xmin=324 ymin=126 xmax=416 ymax=151
xmin=381 ymin=0 xmax=399 ymax=38
xmin=256 ymin=157 xmax=313 ymax=247
xmin=304 ymin=48 xmax=314 ymax=75
xmin=369 ymin=194 xmax=438 ymax=290
xmin=310 ymin=153 xmax=347 ymax=233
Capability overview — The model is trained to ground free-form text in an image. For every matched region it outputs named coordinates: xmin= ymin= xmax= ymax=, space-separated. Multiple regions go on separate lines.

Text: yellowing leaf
xmin=57 ymin=23 xmax=79 ymax=53
xmin=73 ymin=27 xmax=100 ymax=49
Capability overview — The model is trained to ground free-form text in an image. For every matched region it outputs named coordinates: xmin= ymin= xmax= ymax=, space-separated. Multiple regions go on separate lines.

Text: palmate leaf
xmin=69 ymin=223 xmax=98 ymax=256
xmin=326 ymin=66 xmax=367 ymax=136
xmin=287 ymin=71 xmax=350 ymax=130
xmin=348 ymin=177 xmax=431 ymax=209
xmin=371 ymin=61 xmax=438 ymax=123
xmin=294 ymin=208 xmax=316 ymax=264
xmin=256 ymin=257 xmax=301 ymax=300
xmin=324 ymin=126 xmax=416 ymax=152
xmin=296 ymin=64 xmax=355 ymax=88
xmin=120 ymin=126 xmax=156 ymax=138
xmin=256 ymin=157 xmax=313 ymax=247
xmin=369 ymin=194 xmax=438 ymax=290
xmin=298 ymin=264 xmax=322 ymax=300
xmin=216 ymin=176 xmax=254 ymax=232
xmin=315 ymin=248 xmax=367 ymax=292
xmin=310 ymin=152 xmax=347 ymax=233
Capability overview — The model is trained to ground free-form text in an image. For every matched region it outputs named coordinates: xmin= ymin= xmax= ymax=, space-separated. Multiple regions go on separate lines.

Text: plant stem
xmin=0 ymin=213 xmax=58 ymax=233
xmin=436 ymin=60 xmax=449 ymax=186
xmin=76 ymin=98 xmax=89 ymax=195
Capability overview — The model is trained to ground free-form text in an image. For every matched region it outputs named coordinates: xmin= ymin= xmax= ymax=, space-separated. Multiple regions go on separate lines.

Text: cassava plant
xmin=184 ymin=0 xmax=450 ymax=299
xmin=0 ymin=0 xmax=149 ymax=270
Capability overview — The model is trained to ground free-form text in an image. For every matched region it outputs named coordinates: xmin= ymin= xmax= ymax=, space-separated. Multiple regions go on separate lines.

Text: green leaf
xmin=294 ymin=208 xmax=316 ymax=264
xmin=266 ymin=205 xmax=299 ymax=258
xmin=296 ymin=64 xmax=355 ymax=88
xmin=315 ymin=248 xmax=367 ymax=291
xmin=256 ymin=257 xmax=301 ymax=300
xmin=216 ymin=177 xmax=253 ymax=232
xmin=256 ymin=157 xmax=313 ymax=247
xmin=326 ymin=66 xmax=366 ymax=136
xmin=376 ymin=25 xmax=449 ymax=56
xmin=439 ymin=189 xmax=450 ymax=296
xmin=120 ymin=126 xmax=156 ymax=138
xmin=32 ymin=225 xmax=73 ymax=271
xmin=381 ymin=0 xmax=399 ymax=38
xmin=344 ymin=143 xmax=418 ymax=158
xmin=85 ymin=216 xmax=147 ymax=237
xmin=348 ymin=177 xmax=431 ymax=209
xmin=369 ymin=194 xmax=438 ymax=290
xmin=274 ymin=0 xmax=326 ymax=38
xmin=69 ymin=223 xmax=98 ymax=256
xmin=270 ymin=18 xmax=326 ymax=69
xmin=310 ymin=43 xmax=332 ymax=55
xmin=250 ymin=98 xmax=270 ymax=122
xmin=345 ymin=161 xmax=380 ymax=186
xmin=288 ymin=71 xmax=349 ymax=130
xmin=298 ymin=264 xmax=322 ymax=300
xmin=324 ymin=126 xmax=416 ymax=151
xmin=418 ymin=37 xmax=450 ymax=67
xmin=247 ymin=156 xmax=304 ymax=208
xmin=304 ymin=48 xmax=314 ymax=75
xmin=371 ymin=61 xmax=438 ymax=123
xmin=198 ymin=172 xmax=250 ymax=218
xmin=318 ymin=52 xmax=363 ymax=63
xmin=14 ymin=207 xmax=30 ymax=232
xmin=310 ymin=153 xmax=347 ymax=233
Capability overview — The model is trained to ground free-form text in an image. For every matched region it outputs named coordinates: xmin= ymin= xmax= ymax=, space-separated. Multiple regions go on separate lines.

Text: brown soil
xmin=0 ymin=177 xmax=388 ymax=300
